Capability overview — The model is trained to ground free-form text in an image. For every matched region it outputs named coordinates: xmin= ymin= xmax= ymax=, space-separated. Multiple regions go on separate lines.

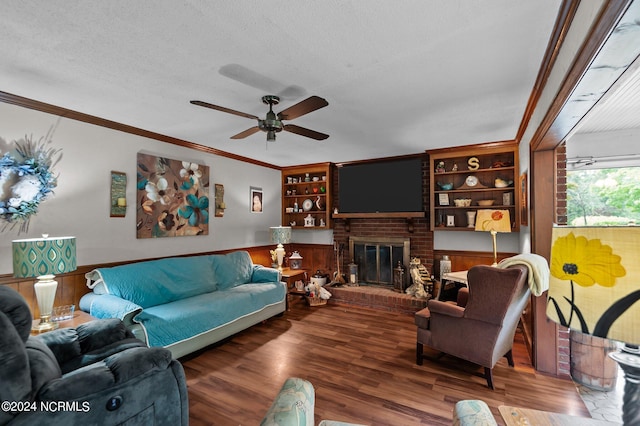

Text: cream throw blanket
xmin=497 ymin=253 xmax=550 ymax=296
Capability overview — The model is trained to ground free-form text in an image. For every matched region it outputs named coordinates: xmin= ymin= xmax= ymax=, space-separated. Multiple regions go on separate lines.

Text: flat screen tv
xmin=338 ymin=157 xmax=423 ymax=213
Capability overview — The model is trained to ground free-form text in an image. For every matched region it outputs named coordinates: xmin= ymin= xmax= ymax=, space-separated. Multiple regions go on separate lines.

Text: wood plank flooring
xmin=181 ymin=298 xmax=590 ymax=425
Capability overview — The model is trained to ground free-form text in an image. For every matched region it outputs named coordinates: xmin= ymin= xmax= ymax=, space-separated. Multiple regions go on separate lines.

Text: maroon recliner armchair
xmin=415 ymin=264 xmax=529 ymax=389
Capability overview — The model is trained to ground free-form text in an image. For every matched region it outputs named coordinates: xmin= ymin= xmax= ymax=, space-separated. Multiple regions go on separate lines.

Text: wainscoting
xmin=2 ymin=243 xmax=517 ymax=323
xmin=0 ymin=245 xmax=277 ymax=317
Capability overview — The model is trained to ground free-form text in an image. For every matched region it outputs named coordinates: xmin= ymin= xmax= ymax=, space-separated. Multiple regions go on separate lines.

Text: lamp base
xmin=31 ymin=315 xmax=59 ymax=333
xmin=275 ymin=243 xmax=285 ymax=272
xmin=32 ymin=274 xmax=59 ymax=333
xmin=609 ymin=345 xmax=640 ymax=426
xmin=491 ymin=230 xmax=499 ymax=267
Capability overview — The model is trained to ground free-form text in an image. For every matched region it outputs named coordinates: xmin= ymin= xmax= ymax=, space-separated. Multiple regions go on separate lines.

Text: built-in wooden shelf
xmin=282 ymin=163 xmax=333 ymax=229
xmin=332 ymin=212 xmax=425 ymax=232
xmin=332 ymin=212 xmax=425 ymax=219
xmin=427 ymin=142 xmax=520 ymax=231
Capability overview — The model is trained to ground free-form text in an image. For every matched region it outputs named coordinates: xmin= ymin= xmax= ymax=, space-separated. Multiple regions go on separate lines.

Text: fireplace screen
xmin=349 ymin=237 xmax=410 ymax=286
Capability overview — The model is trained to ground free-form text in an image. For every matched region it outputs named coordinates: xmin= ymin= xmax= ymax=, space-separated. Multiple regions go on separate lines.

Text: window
xmin=567 ymin=167 xmax=640 ymax=225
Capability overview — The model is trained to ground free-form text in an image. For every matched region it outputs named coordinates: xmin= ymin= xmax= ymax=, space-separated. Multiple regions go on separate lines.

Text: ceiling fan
xmin=190 ymin=95 xmax=329 ymax=142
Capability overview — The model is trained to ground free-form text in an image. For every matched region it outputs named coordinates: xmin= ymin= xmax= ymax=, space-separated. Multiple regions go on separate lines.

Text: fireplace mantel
xmin=333 ymin=212 xmax=425 ymax=232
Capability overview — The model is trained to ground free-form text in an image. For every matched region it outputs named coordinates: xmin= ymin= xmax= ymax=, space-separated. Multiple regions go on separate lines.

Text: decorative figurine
xmin=405 ymin=257 xmax=430 ymax=299
xmin=304 ymin=214 xmax=315 ymax=227
xmin=435 ymin=161 xmax=446 ymax=173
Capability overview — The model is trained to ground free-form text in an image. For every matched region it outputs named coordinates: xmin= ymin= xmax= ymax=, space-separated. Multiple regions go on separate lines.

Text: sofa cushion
xmin=252 ymin=265 xmax=281 ymax=283
xmin=212 ymin=251 xmax=254 ymax=290
xmin=137 ymin=281 xmax=285 ymax=347
xmin=86 ymin=255 xmax=217 ymax=308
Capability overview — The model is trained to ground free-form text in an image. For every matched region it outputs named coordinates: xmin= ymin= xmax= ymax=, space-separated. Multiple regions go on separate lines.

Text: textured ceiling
xmin=576 ymin=59 xmax=640 ymax=134
xmin=0 ymin=1 xmax=563 ymax=167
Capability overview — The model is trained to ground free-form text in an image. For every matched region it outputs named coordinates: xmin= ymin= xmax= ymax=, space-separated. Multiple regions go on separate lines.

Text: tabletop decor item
xmin=546 ymin=226 xmax=640 ymax=426
xmin=437 ymin=182 xmax=453 ymax=190
xmin=0 ymin=124 xmax=62 ymax=232
xmin=289 ymin=250 xmax=303 ymax=269
xmin=454 ymin=198 xmax=472 ymax=207
xmin=303 ymin=213 xmax=315 ymax=227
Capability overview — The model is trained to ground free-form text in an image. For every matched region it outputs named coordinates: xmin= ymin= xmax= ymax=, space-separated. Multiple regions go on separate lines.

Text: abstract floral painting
xmin=136 ymin=152 xmax=209 ymax=238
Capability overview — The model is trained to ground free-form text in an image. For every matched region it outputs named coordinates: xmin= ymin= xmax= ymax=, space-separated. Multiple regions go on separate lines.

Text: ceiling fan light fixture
xmin=191 ymin=94 xmax=329 ymax=142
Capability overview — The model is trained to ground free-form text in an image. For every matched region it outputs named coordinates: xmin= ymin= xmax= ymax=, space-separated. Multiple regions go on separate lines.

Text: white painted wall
xmin=433 ymin=0 xmax=606 ymax=255
xmin=0 ymin=102 xmax=282 ymax=274
xmin=516 ymin=0 xmax=606 ymax=254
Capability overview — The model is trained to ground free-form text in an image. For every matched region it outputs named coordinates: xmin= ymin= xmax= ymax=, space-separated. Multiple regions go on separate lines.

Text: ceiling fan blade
xmin=230 ymin=126 xmax=261 ymax=139
xmin=277 ymin=96 xmax=328 ymax=120
xmin=284 ymin=124 xmax=329 ymax=140
xmin=190 ymin=100 xmax=259 ymax=120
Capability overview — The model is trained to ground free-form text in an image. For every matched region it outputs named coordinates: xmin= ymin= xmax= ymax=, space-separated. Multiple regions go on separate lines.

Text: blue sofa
xmin=80 ymin=251 xmax=286 ymax=358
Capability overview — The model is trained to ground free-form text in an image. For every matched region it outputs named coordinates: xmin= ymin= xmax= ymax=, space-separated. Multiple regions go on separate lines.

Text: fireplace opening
xmin=348 ymin=236 xmax=410 ymax=287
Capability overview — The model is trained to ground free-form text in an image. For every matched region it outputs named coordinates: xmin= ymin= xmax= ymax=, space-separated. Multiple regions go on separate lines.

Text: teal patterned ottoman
xmin=453 ymin=400 xmax=497 ymax=426
xmin=261 ymin=377 xmax=315 ymax=426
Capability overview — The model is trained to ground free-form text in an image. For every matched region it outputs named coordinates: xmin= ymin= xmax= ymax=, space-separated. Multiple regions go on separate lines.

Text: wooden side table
xmin=281 ymin=268 xmax=307 ymax=310
xmin=439 ymin=270 xmax=468 ymax=301
xmin=31 ymin=310 xmax=97 ymax=335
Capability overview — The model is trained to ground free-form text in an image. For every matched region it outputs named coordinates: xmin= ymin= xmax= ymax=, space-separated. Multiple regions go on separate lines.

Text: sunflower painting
xmin=547 ymin=226 xmax=640 ymax=345
xmin=136 ymin=153 xmax=209 ymax=239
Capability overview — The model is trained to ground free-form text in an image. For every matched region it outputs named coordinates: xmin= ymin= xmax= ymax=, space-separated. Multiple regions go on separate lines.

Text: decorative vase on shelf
xmin=466 ymin=211 xmax=476 ymax=228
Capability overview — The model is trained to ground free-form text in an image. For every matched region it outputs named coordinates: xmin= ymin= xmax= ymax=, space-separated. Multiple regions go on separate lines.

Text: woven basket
xmin=305 ymin=296 xmax=327 ymax=306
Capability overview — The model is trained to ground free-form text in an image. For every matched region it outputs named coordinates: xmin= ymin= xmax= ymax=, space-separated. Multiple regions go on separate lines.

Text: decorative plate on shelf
xmin=302 ymin=199 xmax=314 ymax=211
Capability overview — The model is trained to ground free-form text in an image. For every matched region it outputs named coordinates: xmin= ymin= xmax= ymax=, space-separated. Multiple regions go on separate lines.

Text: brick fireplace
xmin=332 ymin=217 xmax=433 ymax=280
xmin=328 ymin=158 xmax=433 ymax=313
xmin=329 ymin=216 xmax=432 ymax=313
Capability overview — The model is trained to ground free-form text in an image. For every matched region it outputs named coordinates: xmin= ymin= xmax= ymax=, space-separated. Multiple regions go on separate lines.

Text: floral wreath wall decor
xmin=0 ymin=124 xmax=62 ymax=233
xmin=136 ymin=152 xmax=210 ymax=238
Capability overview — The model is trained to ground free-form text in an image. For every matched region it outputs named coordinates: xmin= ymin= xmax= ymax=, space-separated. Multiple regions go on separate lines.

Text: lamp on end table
xmin=270 ymin=226 xmax=291 ymax=272
xmin=12 ymin=235 xmax=77 ymax=332
xmin=475 ymin=209 xmax=511 ymax=266
xmin=546 ymin=226 xmax=640 ymax=426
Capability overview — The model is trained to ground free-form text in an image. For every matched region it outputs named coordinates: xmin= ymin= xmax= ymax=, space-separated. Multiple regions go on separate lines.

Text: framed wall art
xmin=110 ymin=171 xmax=127 ymax=217
xmin=136 ymin=152 xmax=210 ymax=238
xmin=250 ymin=187 xmax=263 ymax=213
xmin=214 ymin=183 xmax=226 ymax=217
xmin=520 ymin=172 xmax=528 ymax=226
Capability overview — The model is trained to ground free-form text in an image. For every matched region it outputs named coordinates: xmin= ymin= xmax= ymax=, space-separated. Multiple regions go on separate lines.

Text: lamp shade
xmin=475 ymin=209 xmax=511 ymax=233
xmin=546 ymin=226 xmax=640 ymax=346
xmin=12 ymin=236 xmax=77 ymax=278
xmin=270 ymin=226 xmax=291 ymax=245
